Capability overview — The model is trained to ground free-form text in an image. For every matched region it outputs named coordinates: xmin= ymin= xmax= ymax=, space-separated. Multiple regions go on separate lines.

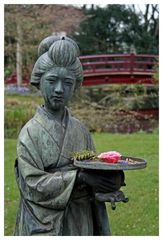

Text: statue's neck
xmin=44 ymin=105 xmax=65 ymax=123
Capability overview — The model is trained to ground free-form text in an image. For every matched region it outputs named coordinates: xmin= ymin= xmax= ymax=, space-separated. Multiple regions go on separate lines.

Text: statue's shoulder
xmin=18 ymin=107 xmax=48 ymax=138
xmin=70 ymin=115 xmax=90 ymax=134
xmin=18 ymin=116 xmax=42 ymax=141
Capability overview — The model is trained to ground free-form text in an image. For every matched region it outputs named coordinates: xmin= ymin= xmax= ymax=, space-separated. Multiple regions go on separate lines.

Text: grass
xmin=4 ymin=139 xmax=18 ymax=236
xmin=92 ymin=132 xmax=159 ymax=236
xmin=4 ymin=132 xmax=159 ymax=236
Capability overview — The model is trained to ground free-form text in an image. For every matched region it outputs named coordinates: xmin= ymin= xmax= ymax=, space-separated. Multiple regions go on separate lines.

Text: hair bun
xmin=38 ymin=35 xmax=80 ymax=58
xmin=48 ymin=37 xmax=80 ymax=67
xmin=38 ymin=36 xmax=60 ymax=57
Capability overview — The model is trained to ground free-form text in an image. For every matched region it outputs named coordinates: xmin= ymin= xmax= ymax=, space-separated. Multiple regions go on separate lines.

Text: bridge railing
xmin=5 ymin=54 xmax=158 ymax=86
xmin=79 ymin=53 xmax=158 ymax=75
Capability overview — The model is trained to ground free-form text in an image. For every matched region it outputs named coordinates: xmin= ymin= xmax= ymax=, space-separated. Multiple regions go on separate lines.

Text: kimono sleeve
xmin=84 ymin=126 xmax=96 ymax=152
xmin=16 ymin=124 xmax=77 ymax=210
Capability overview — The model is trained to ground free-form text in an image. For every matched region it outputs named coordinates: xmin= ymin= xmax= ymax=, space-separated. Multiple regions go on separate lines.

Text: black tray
xmin=74 ymin=156 xmax=147 ymax=170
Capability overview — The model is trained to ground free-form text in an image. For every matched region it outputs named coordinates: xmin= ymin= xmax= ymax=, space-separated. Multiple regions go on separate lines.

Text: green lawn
xmin=4 ymin=132 xmax=159 ymax=236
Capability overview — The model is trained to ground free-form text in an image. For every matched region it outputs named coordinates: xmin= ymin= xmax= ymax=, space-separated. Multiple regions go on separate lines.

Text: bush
xmin=4 ymin=95 xmax=42 ymax=138
xmin=4 ymin=92 xmax=158 ymax=138
xmin=70 ymin=103 xmax=158 ymax=133
xmin=5 ymin=108 xmax=34 ymax=138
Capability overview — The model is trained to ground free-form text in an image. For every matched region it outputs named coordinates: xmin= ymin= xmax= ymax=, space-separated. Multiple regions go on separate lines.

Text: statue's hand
xmin=76 ymin=169 xmax=125 ymax=193
xmin=95 ymin=190 xmax=129 ymax=210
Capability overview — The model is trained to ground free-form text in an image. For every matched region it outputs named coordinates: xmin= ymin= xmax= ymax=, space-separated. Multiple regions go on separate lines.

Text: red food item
xmin=97 ymin=151 xmax=121 ymax=163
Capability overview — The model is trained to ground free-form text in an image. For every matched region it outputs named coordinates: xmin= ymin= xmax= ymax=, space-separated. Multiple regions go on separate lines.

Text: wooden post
xmin=130 ymin=53 xmax=135 ymax=75
xmin=16 ymin=22 xmax=22 ymax=87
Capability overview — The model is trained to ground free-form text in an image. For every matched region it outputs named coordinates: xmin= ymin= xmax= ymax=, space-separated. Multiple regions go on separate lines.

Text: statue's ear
xmin=36 ymin=84 xmax=40 ymax=90
xmin=30 ymin=82 xmax=40 ymax=90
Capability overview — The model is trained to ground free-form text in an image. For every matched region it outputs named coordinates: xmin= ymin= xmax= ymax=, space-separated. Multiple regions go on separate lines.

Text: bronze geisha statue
xmin=14 ymin=36 xmax=125 ymax=236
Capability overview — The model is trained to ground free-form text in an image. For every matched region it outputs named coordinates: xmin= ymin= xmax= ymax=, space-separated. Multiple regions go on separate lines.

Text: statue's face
xmin=40 ymin=67 xmax=76 ymax=111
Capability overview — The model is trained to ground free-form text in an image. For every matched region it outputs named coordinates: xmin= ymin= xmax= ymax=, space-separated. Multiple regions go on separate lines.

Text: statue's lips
xmin=52 ymin=96 xmax=64 ymax=102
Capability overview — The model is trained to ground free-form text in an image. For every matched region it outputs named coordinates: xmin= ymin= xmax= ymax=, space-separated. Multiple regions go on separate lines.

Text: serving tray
xmin=74 ymin=156 xmax=147 ymax=170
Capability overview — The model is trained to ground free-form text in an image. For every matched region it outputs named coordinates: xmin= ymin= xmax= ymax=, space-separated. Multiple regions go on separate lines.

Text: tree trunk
xmin=16 ymin=22 xmax=22 ymax=87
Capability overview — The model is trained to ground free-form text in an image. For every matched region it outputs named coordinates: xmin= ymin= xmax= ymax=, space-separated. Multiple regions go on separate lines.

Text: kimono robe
xmin=14 ymin=106 xmax=110 ymax=236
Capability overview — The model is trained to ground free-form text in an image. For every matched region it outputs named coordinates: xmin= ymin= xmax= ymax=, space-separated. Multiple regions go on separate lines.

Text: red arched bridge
xmin=5 ymin=53 xmax=158 ymax=86
xmin=80 ymin=53 xmax=158 ymax=86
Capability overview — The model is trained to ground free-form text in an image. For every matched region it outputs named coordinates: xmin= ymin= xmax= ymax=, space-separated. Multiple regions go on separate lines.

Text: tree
xmin=4 ymin=4 xmax=84 ymax=85
xmin=126 ymin=4 xmax=159 ymax=54
xmin=73 ymin=4 xmax=159 ymax=55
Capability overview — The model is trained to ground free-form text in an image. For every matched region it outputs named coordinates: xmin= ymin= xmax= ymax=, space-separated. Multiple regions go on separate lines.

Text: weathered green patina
xmin=14 ymin=36 xmax=122 ymax=236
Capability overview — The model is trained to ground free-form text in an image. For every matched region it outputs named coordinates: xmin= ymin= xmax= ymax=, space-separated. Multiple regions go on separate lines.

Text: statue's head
xmin=30 ymin=36 xmax=83 ymax=111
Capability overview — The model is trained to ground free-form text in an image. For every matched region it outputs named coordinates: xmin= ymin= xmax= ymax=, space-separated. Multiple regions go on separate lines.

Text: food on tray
xmin=71 ymin=150 xmax=141 ymax=166
xmin=97 ymin=151 xmax=121 ymax=163
xmin=118 ymin=158 xmax=140 ymax=164
xmin=71 ymin=150 xmax=96 ymax=161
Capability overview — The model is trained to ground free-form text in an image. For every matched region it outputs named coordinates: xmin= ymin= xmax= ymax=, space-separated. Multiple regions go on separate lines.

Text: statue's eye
xmin=47 ymin=80 xmax=53 ymax=84
xmin=65 ymin=78 xmax=73 ymax=86
xmin=49 ymin=80 xmax=54 ymax=84
xmin=46 ymin=77 xmax=57 ymax=83
xmin=65 ymin=81 xmax=73 ymax=86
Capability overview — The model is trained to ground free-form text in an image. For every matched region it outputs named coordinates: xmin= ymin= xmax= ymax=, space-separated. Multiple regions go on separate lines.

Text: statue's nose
xmin=55 ymin=80 xmax=63 ymax=94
